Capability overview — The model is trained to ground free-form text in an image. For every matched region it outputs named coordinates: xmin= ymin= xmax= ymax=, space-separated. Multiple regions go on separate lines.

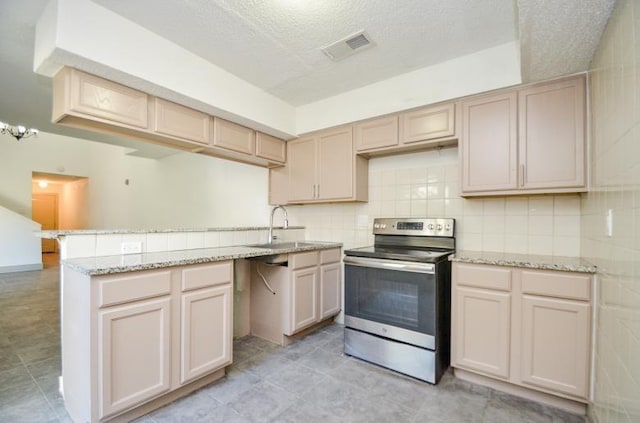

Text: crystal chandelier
xmin=0 ymin=121 xmax=39 ymax=141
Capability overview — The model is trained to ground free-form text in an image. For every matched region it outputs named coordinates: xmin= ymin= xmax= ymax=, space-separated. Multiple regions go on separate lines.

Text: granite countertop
xmin=450 ymin=250 xmax=597 ymax=273
xmin=40 ymin=226 xmax=304 ymax=239
xmin=63 ymin=241 xmax=342 ymax=276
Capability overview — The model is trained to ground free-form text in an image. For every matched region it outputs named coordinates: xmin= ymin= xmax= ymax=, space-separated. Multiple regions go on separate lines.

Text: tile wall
xmin=287 ymin=147 xmax=582 ymax=256
xmin=582 ymin=0 xmax=640 ymax=422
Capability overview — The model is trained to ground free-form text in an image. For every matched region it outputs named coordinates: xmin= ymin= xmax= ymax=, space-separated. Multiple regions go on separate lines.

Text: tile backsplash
xmin=288 ymin=147 xmax=581 ymax=256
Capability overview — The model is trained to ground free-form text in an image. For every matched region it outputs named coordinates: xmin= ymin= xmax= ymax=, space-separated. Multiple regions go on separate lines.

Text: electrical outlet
xmin=121 ymin=241 xmax=142 ymax=255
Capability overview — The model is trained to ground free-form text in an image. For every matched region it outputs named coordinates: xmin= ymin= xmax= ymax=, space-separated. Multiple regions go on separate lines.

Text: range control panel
xmin=372 ymin=218 xmax=455 ymax=237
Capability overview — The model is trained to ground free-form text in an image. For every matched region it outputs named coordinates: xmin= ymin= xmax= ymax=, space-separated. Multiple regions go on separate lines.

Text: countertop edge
xmin=450 ymin=252 xmax=597 ymax=274
xmin=62 ymin=242 xmax=343 ymax=276
xmin=39 ymin=226 xmax=305 ymax=239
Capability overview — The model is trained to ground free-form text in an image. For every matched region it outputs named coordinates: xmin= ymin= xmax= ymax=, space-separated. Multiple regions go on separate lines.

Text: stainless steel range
xmin=343 ymin=217 xmax=455 ymax=384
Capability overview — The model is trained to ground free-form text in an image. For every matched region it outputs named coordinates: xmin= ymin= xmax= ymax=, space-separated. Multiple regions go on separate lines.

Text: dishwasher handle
xmin=343 ymin=256 xmax=435 ymax=274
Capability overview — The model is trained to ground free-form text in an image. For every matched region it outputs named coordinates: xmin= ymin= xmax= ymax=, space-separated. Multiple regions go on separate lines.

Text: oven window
xmin=344 ymin=264 xmax=435 ymax=335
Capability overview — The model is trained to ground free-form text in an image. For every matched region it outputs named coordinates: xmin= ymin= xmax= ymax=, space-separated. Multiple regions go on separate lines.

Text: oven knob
xmin=381 ymin=224 xmax=387 ymax=229
xmin=445 ymin=224 xmax=452 ymax=231
xmin=436 ymin=224 xmax=443 ymax=231
xmin=427 ymin=224 xmax=435 ymax=230
xmin=374 ymin=223 xmax=380 ymax=229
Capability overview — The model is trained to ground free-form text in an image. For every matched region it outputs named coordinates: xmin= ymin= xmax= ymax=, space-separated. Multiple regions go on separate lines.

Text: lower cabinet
xmin=451 ymin=262 xmax=593 ymax=402
xmin=251 ymin=248 xmax=342 ymax=344
xmin=63 ymin=261 xmax=233 ymax=423
xmin=98 ymin=297 xmax=172 ymax=418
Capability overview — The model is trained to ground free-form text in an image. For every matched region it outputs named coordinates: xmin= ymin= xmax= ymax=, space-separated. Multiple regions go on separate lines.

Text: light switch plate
xmin=121 ymin=241 xmax=143 ymax=255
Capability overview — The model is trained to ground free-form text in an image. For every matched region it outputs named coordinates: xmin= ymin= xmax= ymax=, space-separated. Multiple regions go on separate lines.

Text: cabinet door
xmin=288 ymin=268 xmax=319 ymax=334
xmin=461 ymin=92 xmax=518 ymax=193
xmin=269 ymin=165 xmax=289 ymax=205
xmin=180 ymin=285 xmax=232 ymax=384
xmin=317 ymin=127 xmax=354 ymax=200
xmin=453 ymin=286 xmax=511 ymax=379
xmin=354 ymin=116 xmax=398 ymax=152
xmin=212 ymin=118 xmax=255 ymax=154
xmin=98 ymin=297 xmax=171 ymax=419
xmin=520 ymin=295 xmax=590 ymax=398
xmin=256 ymin=132 xmax=286 ymax=163
xmin=288 ymin=137 xmax=317 ymax=202
xmin=400 ymin=103 xmax=455 ymax=144
xmin=519 ymin=77 xmax=586 ymax=189
xmin=153 ymin=98 xmax=210 ymax=144
xmin=319 ymin=262 xmax=341 ymax=320
xmin=69 ymin=68 xmax=148 ymax=128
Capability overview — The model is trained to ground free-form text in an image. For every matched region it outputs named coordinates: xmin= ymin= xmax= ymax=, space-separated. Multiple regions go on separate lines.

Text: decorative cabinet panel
xmin=451 ymin=262 xmax=593 ymax=403
xmin=180 ymin=285 xmax=232 ymax=384
xmin=460 ymin=75 xmax=586 ymax=196
xmin=256 ymin=132 xmax=286 ymax=164
xmin=460 ymin=92 xmax=518 ymax=193
xmin=153 ymin=98 xmax=210 ymax=144
xmin=98 ymin=297 xmax=171 ymax=419
xmin=212 ymin=117 xmax=256 ymax=155
xmin=399 ymin=103 xmax=455 ymax=144
xmin=285 ymin=126 xmax=367 ymax=204
xmin=453 ymin=286 xmax=511 ymax=379
xmin=354 ymin=116 xmax=399 ymax=151
xmin=289 ymin=267 xmax=319 ymax=334
xmin=518 ymin=77 xmax=586 ymax=190
xmin=520 ymin=295 xmax=590 ymax=398
xmin=319 ymin=262 xmax=341 ymax=320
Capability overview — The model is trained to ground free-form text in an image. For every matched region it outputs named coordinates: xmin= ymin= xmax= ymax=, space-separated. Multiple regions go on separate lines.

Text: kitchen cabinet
xmin=451 ymin=262 xmax=593 ymax=403
xmin=52 ymin=66 xmax=286 ymax=168
xmin=62 ymin=262 xmax=233 ymax=423
xmin=286 ymin=126 xmax=368 ymax=203
xmin=250 ymin=248 xmax=342 ymax=345
xmin=153 ymin=98 xmax=211 ymax=144
xmin=354 ymin=103 xmax=456 ymax=156
xmin=256 ymin=132 xmax=286 ymax=164
xmin=212 ymin=117 xmax=256 ymax=155
xmin=460 ymin=75 xmax=586 ymax=196
xmin=99 ymin=297 xmax=171 ymax=418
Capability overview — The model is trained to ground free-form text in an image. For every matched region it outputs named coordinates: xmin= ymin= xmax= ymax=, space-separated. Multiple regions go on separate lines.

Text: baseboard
xmin=0 ymin=263 xmax=43 ymax=274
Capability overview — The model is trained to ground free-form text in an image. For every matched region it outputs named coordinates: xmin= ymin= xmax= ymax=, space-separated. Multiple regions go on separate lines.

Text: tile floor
xmin=0 ymin=255 xmax=586 ymax=422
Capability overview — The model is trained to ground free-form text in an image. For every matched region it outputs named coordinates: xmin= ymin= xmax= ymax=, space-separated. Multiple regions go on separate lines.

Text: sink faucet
xmin=268 ymin=205 xmax=288 ymax=244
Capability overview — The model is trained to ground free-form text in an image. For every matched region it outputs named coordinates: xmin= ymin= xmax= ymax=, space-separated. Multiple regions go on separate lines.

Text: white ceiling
xmin=0 ymin=0 xmax=616 ymax=157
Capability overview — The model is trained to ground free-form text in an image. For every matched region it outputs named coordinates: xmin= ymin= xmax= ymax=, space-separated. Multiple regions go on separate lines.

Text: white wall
xmin=0 ymin=205 xmax=41 ymax=272
xmin=0 ymin=131 xmax=271 ymax=229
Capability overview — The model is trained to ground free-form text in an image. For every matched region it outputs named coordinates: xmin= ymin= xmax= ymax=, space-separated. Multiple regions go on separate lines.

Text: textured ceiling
xmin=91 ymin=0 xmax=518 ymax=106
xmin=0 ymin=0 xmax=616 ymax=158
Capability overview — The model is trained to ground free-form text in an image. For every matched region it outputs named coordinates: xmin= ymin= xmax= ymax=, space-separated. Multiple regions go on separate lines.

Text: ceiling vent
xmin=321 ymin=31 xmax=375 ymax=62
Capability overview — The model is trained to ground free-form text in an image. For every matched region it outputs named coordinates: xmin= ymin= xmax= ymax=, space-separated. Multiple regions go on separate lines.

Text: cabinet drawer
xmin=181 ymin=262 xmax=233 ymax=292
xmin=521 ymin=270 xmax=591 ymax=301
xmin=98 ymin=270 xmax=171 ymax=308
xmin=454 ymin=263 xmax=512 ymax=291
xmin=291 ymin=251 xmax=319 ymax=270
xmin=320 ymin=248 xmax=341 ymax=265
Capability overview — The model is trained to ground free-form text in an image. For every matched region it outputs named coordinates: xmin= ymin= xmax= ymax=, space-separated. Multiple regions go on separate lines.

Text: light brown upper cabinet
xmin=52 ymin=67 xmax=286 ymax=168
xmin=460 ymin=75 xmax=586 ymax=196
xmin=212 ymin=117 xmax=256 ymax=155
xmin=153 ymin=98 xmax=210 ymax=144
xmin=399 ymin=103 xmax=455 ymax=144
xmin=53 ymin=67 xmax=149 ymax=129
xmin=256 ymin=132 xmax=286 ymax=164
xmin=355 ymin=103 xmax=456 ymax=155
xmin=287 ymin=126 xmax=368 ymax=203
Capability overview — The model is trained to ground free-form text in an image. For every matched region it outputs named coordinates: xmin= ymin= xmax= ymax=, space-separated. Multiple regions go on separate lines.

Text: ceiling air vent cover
xmin=321 ymin=31 xmax=375 ymax=62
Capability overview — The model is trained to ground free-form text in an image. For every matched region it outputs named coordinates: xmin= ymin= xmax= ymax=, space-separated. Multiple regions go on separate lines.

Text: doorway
xmin=31 ymin=171 xmax=89 ymax=254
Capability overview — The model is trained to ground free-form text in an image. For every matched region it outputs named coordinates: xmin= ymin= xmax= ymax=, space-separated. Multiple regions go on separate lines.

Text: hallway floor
xmin=0 ymin=255 xmax=585 ymax=422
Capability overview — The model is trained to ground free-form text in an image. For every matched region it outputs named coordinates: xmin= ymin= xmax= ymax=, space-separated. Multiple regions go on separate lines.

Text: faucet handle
xmin=283 ymin=218 xmax=289 ymax=229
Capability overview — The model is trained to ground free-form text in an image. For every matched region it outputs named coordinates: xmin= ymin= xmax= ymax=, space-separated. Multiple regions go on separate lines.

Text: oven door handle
xmin=343 ymin=256 xmax=435 ymax=274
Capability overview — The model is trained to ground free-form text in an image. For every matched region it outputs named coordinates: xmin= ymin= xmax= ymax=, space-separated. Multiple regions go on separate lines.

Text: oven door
xmin=343 ymin=256 xmax=436 ymax=349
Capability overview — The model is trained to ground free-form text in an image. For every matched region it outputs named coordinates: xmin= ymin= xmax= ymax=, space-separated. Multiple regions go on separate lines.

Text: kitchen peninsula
xmin=43 ymin=227 xmax=342 ymax=423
